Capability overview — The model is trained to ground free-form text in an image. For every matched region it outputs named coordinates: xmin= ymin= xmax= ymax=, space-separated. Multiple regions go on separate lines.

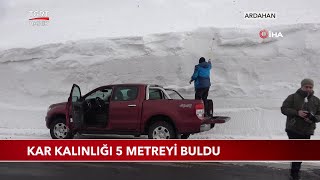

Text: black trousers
xmin=195 ymin=87 xmax=210 ymax=116
xmin=286 ymin=130 xmax=311 ymax=177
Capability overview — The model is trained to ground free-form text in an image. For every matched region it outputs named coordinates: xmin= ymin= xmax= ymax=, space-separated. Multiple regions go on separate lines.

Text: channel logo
xmin=28 ymin=10 xmax=50 ymax=26
xmin=259 ymin=29 xmax=283 ymax=39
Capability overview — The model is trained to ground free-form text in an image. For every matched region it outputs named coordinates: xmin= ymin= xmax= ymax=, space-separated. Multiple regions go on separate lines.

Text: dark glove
xmin=306 ymin=112 xmax=317 ymax=123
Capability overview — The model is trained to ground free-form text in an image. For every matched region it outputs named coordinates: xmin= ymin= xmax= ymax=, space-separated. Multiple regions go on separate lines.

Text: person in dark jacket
xmin=189 ymin=57 xmax=212 ymax=115
xmin=281 ymin=78 xmax=320 ymax=180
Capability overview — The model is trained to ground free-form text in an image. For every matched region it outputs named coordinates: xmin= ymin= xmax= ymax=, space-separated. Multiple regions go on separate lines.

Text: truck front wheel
xmin=50 ymin=118 xmax=74 ymax=139
xmin=148 ymin=121 xmax=176 ymax=139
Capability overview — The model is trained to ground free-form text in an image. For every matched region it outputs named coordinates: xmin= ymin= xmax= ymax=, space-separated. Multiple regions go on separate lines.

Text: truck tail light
xmin=195 ymin=103 xmax=205 ymax=120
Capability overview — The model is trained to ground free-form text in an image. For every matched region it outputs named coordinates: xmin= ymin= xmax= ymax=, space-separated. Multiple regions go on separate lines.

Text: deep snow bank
xmin=1 ymin=23 xmax=320 ymax=138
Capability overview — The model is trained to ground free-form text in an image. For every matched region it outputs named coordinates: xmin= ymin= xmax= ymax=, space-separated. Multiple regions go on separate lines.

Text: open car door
xmin=67 ymin=84 xmax=84 ymax=131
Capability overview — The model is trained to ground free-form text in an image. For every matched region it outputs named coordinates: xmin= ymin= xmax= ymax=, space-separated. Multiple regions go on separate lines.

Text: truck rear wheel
xmin=181 ymin=134 xmax=190 ymax=139
xmin=50 ymin=118 xmax=74 ymax=139
xmin=148 ymin=121 xmax=176 ymax=139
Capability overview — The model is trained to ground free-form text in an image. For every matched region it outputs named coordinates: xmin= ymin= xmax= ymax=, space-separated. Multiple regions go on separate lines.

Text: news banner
xmin=0 ymin=140 xmax=319 ymax=161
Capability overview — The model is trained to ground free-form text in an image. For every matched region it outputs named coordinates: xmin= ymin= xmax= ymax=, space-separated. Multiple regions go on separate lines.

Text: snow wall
xmin=1 ymin=23 xmax=320 ymax=139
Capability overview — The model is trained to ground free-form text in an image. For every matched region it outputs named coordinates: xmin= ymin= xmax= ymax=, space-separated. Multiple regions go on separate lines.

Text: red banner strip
xmin=0 ymin=140 xmax=319 ymax=161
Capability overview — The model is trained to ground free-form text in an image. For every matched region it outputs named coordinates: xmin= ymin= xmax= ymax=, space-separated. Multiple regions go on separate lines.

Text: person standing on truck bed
xmin=189 ymin=57 xmax=212 ymax=116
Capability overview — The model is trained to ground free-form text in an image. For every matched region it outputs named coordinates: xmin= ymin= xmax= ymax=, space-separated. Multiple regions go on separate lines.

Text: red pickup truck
xmin=45 ymin=84 xmax=230 ymax=139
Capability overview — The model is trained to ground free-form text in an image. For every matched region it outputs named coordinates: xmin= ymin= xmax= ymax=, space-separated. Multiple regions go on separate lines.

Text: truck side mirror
xmin=72 ymin=96 xmax=79 ymax=102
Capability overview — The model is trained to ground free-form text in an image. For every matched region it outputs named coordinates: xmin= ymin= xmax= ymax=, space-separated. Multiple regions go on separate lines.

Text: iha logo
xmin=29 ymin=10 xmax=49 ymax=26
xmin=259 ymin=29 xmax=283 ymax=39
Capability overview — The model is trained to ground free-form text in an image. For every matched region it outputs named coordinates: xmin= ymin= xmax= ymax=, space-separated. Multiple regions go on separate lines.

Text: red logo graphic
xmin=259 ymin=29 xmax=269 ymax=39
xmin=29 ymin=17 xmax=49 ymax=21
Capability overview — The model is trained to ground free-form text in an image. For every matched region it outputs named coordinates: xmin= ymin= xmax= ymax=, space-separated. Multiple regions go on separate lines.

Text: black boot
xmin=290 ymin=172 xmax=301 ymax=180
xmin=290 ymin=162 xmax=302 ymax=180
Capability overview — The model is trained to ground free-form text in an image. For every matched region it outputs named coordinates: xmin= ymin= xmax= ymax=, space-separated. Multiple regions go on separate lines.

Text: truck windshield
xmin=165 ymin=89 xmax=184 ymax=100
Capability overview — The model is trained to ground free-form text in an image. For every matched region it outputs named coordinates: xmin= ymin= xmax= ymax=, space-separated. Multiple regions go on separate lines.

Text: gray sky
xmin=0 ymin=0 xmax=319 ymax=49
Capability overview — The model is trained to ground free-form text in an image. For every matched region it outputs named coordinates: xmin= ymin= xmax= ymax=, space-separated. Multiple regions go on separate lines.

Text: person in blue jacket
xmin=189 ymin=57 xmax=212 ymax=115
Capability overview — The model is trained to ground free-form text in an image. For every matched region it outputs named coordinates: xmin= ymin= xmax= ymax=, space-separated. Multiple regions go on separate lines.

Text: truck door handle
xmin=128 ymin=104 xmax=137 ymax=107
